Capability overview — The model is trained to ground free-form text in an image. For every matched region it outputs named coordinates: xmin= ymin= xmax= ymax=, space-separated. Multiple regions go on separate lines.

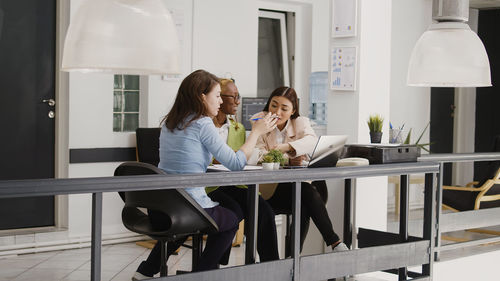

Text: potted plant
xmin=261 ymin=154 xmax=275 ymax=170
xmin=263 ymin=149 xmax=285 ymax=170
xmin=367 ymin=114 xmax=384 ymax=143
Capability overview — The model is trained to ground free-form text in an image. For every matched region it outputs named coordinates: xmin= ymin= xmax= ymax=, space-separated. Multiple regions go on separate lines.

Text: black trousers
xmin=266 ymin=181 xmax=340 ymax=251
xmin=136 ymin=205 xmax=239 ymax=276
xmin=208 ymin=185 xmax=280 ymax=261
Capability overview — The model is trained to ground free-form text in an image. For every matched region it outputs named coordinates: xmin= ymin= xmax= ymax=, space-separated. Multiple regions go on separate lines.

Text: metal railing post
xmin=91 ymin=192 xmax=102 ymax=281
xmin=292 ymin=181 xmax=301 ymax=281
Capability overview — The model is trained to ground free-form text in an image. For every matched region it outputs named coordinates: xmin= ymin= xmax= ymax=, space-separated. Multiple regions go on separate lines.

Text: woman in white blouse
xmin=251 ymin=86 xmax=348 ymax=255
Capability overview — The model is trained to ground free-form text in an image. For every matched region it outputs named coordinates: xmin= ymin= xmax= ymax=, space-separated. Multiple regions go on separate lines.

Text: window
xmin=257 ymin=10 xmax=291 ymax=97
xmin=113 ymin=75 xmax=140 ymax=132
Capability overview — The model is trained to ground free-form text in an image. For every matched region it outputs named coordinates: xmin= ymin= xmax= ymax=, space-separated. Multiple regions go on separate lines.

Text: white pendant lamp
xmin=61 ymin=0 xmax=180 ymax=75
xmin=407 ymin=0 xmax=491 ymax=87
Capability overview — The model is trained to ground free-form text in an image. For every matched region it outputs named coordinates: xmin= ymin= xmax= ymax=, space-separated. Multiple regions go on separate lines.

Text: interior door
xmin=0 ymin=0 xmax=56 ymax=229
xmin=475 ymin=9 xmax=500 ymax=183
xmin=257 ymin=10 xmax=290 ymax=98
xmin=430 ymin=88 xmax=454 ymax=186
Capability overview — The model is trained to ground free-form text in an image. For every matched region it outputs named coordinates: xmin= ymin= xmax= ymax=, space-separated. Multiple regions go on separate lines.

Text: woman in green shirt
xmin=208 ymin=78 xmax=279 ymax=262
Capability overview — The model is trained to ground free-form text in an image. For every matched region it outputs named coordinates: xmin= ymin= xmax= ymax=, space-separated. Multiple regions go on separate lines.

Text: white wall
xmin=390 ymin=0 xmax=432 ymax=147
xmin=193 ymin=0 xmax=258 ymax=97
xmin=310 ymin=0 xmax=329 ymax=72
xmin=146 ymin=0 xmax=194 ymax=127
xmin=326 ymin=0 xmax=393 ymax=238
xmin=324 ymin=0 xmax=432 ymax=248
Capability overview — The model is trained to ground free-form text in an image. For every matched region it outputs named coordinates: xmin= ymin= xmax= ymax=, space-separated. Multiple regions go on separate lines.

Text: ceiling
xmin=470 ymin=0 xmax=500 ymax=9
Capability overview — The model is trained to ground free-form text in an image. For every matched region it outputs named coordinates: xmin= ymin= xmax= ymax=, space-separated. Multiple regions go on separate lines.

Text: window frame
xmin=258 ymin=10 xmax=291 ymax=87
xmin=113 ymin=74 xmax=141 ymax=132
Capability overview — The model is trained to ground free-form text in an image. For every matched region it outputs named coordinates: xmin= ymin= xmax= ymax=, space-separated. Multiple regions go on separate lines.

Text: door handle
xmin=42 ymin=99 xmax=56 ymax=107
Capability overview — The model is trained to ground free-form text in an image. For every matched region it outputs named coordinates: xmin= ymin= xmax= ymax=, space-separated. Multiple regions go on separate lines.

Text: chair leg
xmin=160 ymin=240 xmax=168 ymax=277
xmin=192 ymin=234 xmax=203 ymax=270
xmin=285 ymin=214 xmax=291 ymax=258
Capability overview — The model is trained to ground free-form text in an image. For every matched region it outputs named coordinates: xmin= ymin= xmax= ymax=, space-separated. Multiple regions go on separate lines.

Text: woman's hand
xmin=240 ymin=113 xmax=277 ymax=160
xmin=251 ymin=112 xmax=277 ymax=136
xmin=288 ymin=155 xmax=305 ymax=166
xmin=275 ymin=143 xmax=292 ymax=154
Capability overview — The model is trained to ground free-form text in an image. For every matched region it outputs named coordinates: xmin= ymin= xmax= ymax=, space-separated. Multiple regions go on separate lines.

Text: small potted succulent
xmin=261 ymin=154 xmax=275 ymax=170
xmin=263 ymin=149 xmax=285 ymax=170
xmin=367 ymin=114 xmax=384 ymax=143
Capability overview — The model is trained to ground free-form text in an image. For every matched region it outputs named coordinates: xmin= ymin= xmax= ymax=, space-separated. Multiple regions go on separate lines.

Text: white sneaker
xmin=132 ymin=272 xmax=151 ymax=281
xmin=332 ymin=242 xmax=349 ymax=252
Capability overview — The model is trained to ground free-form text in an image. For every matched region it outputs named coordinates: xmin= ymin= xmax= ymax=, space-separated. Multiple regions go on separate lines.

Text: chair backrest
xmin=135 ymin=127 xmax=161 ymax=166
xmin=482 ymin=167 xmax=500 ymax=198
xmin=115 ymin=162 xmax=218 ymax=237
xmin=475 ymin=135 xmax=500 ymax=186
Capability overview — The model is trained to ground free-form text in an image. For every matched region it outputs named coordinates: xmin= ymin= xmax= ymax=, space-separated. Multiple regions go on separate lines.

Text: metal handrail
xmin=0 ymin=162 xmax=439 ymax=281
xmin=418 ymin=152 xmax=500 ymax=257
xmin=0 ymin=162 xmax=439 ymax=198
xmin=419 ymin=152 xmax=500 ymax=163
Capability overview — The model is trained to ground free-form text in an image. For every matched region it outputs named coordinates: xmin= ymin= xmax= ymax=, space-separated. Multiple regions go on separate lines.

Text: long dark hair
xmin=263 ymin=86 xmax=300 ymax=119
xmin=162 ymin=70 xmax=220 ymax=131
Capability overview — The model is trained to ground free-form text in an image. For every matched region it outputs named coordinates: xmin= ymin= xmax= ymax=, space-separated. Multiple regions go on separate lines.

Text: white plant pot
xmin=274 ymin=162 xmax=280 ymax=170
xmin=262 ymin=163 xmax=274 ymax=170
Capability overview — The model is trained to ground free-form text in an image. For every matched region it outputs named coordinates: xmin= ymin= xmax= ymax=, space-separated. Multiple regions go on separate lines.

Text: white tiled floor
xmin=0 ymin=240 xmax=397 ymax=281
xmin=0 ymin=239 xmax=251 ymax=281
xmin=1 ymin=207 xmax=499 ymax=281
xmin=0 ymin=243 xmax=150 ymax=281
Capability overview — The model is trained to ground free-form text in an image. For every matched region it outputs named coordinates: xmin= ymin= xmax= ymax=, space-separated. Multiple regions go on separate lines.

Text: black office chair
xmin=115 ymin=162 xmax=218 ymax=276
xmin=134 ymin=127 xmax=207 ymax=257
xmin=135 ymin=127 xmax=161 ymax=166
xmin=134 ymin=127 xmax=239 ymax=262
xmin=277 ymin=180 xmax=328 ymax=257
xmin=442 ymin=136 xmax=500 ymax=211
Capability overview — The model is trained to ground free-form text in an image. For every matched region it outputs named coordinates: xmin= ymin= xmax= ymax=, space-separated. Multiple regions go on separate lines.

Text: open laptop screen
xmin=307 ymin=135 xmax=348 ymax=168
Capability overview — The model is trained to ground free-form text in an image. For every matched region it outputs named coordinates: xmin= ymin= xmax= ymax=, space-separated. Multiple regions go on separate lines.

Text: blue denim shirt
xmin=159 ymin=116 xmax=247 ymax=208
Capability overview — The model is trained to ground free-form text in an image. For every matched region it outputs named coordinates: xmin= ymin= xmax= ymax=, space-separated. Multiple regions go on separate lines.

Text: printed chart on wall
xmin=331 ymin=0 xmax=357 ymax=38
xmin=330 ymin=46 xmax=356 ymax=91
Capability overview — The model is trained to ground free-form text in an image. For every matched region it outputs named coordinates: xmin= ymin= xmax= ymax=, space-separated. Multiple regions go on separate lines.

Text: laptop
xmin=284 ymin=135 xmax=348 ymax=168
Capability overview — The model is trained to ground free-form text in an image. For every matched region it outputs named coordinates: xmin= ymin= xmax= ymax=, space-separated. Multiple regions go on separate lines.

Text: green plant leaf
xmin=262 ymin=154 xmax=274 ymax=163
xmin=404 ymin=128 xmax=412 ymax=144
xmin=265 ymin=149 xmax=285 ymax=163
xmin=415 ymin=122 xmax=430 ymax=145
xmin=418 ymin=144 xmax=430 ymax=153
xmin=367 ymin=114 xmax=384 ymax=132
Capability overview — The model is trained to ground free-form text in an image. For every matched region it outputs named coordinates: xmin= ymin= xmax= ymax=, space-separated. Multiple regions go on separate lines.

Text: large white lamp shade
xmin=61 ymin=0 xmax=180 ymax=75
xmin=407 ymin=22 xmax=491 ymax=87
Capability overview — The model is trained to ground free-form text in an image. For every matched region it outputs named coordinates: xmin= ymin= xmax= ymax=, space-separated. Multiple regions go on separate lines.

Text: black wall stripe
xmin=70 ymin=148 xmax=136 ymax=163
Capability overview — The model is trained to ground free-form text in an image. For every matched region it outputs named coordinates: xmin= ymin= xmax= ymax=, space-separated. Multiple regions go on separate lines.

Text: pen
xmin=250 ymin=116 xmax=279 ymax=121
